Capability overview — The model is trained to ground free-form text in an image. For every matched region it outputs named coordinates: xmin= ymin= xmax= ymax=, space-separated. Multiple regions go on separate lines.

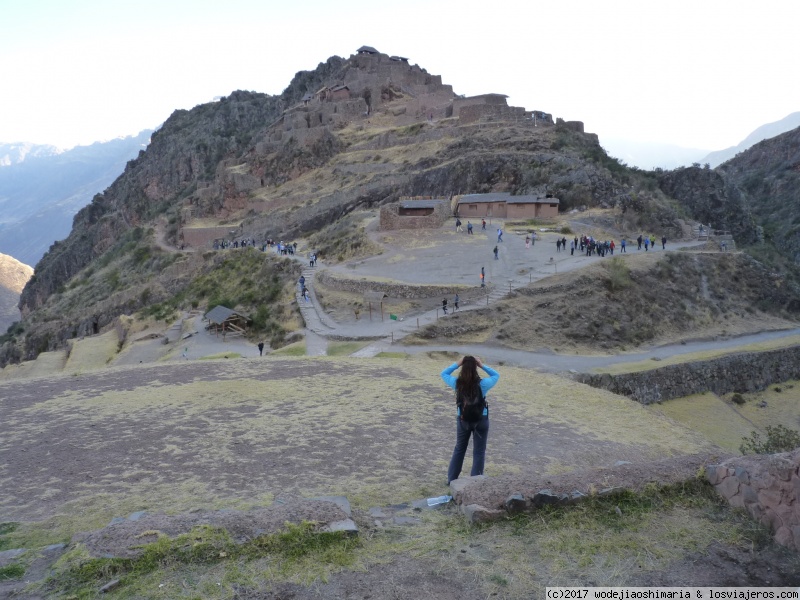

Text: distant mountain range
xmin=600 ymin=138 xmax=708 ymax=171
xmin=0 ymin=142 xmax=61 ymax=166
xmin=601 ymin=112 xmax=800 ymax=171
xmin=700 ymin=112 xmax=800 ymax=167
xmin=0 ymin=131 xmax=152 ymax=266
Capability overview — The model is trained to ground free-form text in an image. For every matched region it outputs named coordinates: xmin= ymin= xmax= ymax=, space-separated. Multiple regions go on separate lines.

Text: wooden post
xmin=436 ymin=309 xmax=439 ymax=320
xmin=417 ymin=318 xmax=419 ymax=329
xmin=380 ymin=302 xmax=384 ymax=322
xmin=369 ymin=303 xmax=372 ymax=321
xmin=391 ymin=332 xmax=394 ymax=344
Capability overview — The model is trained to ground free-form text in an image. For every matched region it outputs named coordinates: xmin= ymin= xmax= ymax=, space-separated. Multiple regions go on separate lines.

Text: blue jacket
xmin=441 ymin=363 xmax=500 ymax=416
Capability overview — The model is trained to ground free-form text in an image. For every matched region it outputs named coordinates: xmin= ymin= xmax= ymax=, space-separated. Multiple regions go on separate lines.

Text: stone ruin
xmin=708 ymin=448 xmax=800 ymax=551
xmin=379 ymin=196 xmax=452 ymax=231
xmin=259 ymin=48 xmax=565 ymax=152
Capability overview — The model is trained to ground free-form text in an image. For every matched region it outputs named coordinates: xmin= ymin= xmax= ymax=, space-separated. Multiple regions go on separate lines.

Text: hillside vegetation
xmin=412 ymin=250 xmax=800 ymax=352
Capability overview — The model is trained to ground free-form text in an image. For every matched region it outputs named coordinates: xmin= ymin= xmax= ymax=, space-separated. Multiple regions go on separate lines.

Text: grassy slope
xmin=411 ymin=251 xmax=800 ymax=353
xmin=2 ymin=356 xmax=797 ymax=597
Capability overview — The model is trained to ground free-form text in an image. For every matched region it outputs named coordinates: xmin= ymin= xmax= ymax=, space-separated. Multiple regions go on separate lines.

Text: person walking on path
xmin=620 ymin=238 xmax=627 ymax=253
xmin=442 ymin=297 xmax=448 ymax=315
xmin=440 ymin=355 xmax=500 ymax=483
xmin=497 ymin=228 xmax=503 ymax=242
xmin=644 ymin=236 xmax=649 ymax=251
xmin=493 ymin=245 xmax=499 ymax=260
xmin=650 ymin=234 xmax=656 ymax=250
xmin=481 ymin=218 xmax=486 ymax=231
xmin=258 ymin=341 xmax=264 ymax=356
xmin=467 ymin=221 xmax=473 ymax=235
xmin=454 ymin=293 xmax=460 ymax=311
xmin=637 ymin=235 xmax=643 ymax=250
xmin=456 ymin=218 xmax=463 ymax=233
xmin=480 ymin=267 xmax=485 ymax=287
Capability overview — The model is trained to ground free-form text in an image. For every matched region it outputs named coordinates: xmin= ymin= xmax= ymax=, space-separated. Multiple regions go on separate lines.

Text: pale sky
xmin=1 ymin=0 xmax=797 ymax=152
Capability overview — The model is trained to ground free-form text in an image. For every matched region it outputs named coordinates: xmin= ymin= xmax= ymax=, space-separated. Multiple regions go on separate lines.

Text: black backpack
xmin=457 ymin=385 xmax=485 ymax=423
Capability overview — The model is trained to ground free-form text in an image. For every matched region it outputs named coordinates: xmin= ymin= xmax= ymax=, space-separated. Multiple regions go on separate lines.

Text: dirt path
xmin=396 ymin=327 xmax=800 ymax=373
xmin=290 ymin=219 xmax=769 ymax=366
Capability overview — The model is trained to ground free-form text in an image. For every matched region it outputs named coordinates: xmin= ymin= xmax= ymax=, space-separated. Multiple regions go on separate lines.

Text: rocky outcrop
xmin=449 ymin=454 xmax=717 ymax=524
xmin=575 ymin=345 xmax=800 ymax=404
xmin=19 ymin=91 xmax=286 ymax=316
xmin=658 ymin=165 xmax=759 ymax=245
xmin=717 ymin=126 xmax=800 ymax=263
xmin=0 ymin=253 xmax=32 ymax=332
xmin=708 ymin=448 xmax=800 ymax=550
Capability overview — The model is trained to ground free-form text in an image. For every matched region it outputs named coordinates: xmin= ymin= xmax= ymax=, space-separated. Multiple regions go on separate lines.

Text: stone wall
xmin=379 ymin=199 xmax=451 ymax=231
xmin=575 ymin=345 xmax=800 ymax=404
xmin=707 ymin=448 xmax=800 ymax=550
xmin=556 ymin=118 xmax=585 ymax=133
xmin=459 ymin=104 xmax=528 ymax=125
xmin=180 ymin=226 xmax=234 ymax=248
xmin=452 ymin=94 xmax=509 ymax=117
xmin=315 ymin=269 xmax=468 ymax=299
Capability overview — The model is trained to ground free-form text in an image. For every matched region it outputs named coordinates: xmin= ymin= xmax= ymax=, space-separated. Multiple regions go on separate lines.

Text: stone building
xmin=379 ymin=198 xmax=451 ymax=230
xmin=456 ymin=192 xmax=559 ymax=219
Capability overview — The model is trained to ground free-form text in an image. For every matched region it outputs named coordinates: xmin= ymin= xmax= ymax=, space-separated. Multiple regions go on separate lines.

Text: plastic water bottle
xmin=427 ymin=495 xmax=452 ymax=507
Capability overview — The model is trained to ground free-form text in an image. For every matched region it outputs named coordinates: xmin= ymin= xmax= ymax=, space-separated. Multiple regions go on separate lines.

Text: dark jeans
xmin=448 ymin=414 xmax=489 ymax=483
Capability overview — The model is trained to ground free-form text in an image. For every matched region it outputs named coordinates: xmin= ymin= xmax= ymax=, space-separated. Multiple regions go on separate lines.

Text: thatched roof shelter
xmin=204 ymin=306 xmax=249 ymax=338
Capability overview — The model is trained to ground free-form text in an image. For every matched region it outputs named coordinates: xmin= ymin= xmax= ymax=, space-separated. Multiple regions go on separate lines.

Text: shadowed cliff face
xmin=19 ymin=91 xmax=286 ymax=316
xmin=657 ymin=166 xmax=759 ymax=245
xmin=717 ymin=127 xmax=800 ymax=262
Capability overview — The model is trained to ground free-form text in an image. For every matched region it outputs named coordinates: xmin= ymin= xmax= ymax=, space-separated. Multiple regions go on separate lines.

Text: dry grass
xmin=648 ymin=382 xmax=800 ymax=453
xmin=63 ymin=330 xmax=120 ymax=372
xmin=3 ymin=353 xmax=795 ymax=597
xmin=326 ymin=341 xmax=369 ymax=356
xmin=0 ymin=357 xmax=716 ymax=528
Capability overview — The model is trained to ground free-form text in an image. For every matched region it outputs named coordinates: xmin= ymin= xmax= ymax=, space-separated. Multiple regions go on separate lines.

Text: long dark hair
xmin=455 ymin=356 xmax=481 ymax=404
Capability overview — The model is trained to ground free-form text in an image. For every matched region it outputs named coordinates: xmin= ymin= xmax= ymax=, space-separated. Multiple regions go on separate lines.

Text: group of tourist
xmin=212 ymin=237 xmax=304 ymax=255
xmin=213 ymin=238 xmax=258 ymax=250
xmin=635 ymin=234 xmax=667 ymax=251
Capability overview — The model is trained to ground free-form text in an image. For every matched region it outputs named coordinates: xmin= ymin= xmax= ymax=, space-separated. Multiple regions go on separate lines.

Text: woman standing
xmin=441 ymin=356 xmax=500 ymax=484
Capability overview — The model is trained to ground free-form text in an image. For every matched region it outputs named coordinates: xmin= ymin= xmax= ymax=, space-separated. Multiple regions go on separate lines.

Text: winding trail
xmin=279 ymin=219 xmax=795 ymax=371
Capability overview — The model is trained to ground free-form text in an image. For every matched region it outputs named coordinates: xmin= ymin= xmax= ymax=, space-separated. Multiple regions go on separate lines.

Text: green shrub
xmin=0 ymin=563 xmax=25 ymax=580
xmin=731 ymin=393 xmax=745 ymax=405
xmin=740 ymin=425 xmax=800 ymax=455
xmin=604 ymin=257 xmax=632 ymax=293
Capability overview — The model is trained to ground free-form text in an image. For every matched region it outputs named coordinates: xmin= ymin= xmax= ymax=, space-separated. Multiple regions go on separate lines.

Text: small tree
xmin=604 ymin=257 xmax=632 ymax=293
xmin=739 ymin=425 xmax=800 ymax=455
